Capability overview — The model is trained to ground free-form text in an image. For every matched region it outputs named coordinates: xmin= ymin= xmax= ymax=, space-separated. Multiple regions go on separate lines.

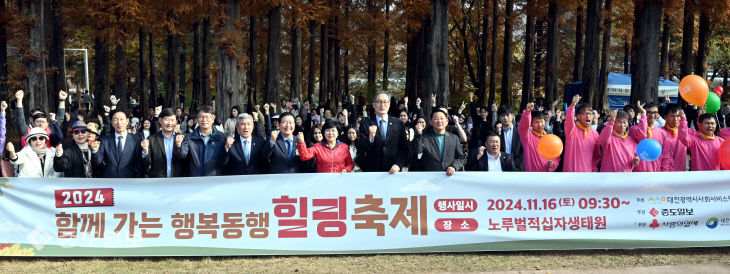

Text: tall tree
xmin=307 ymin=21 xmax=316 ymax=101
xmin=545 ymin=2 xmax=561 ymax=103
xmin=424 ymin=0 xmax=450 ymax=105
xmin=93 ymin=35 xmax=111 ymax=110
xmin=290 ymin=18 xmax=302 ymax=99
xmin=0 ymin=0 xmax=8 ymax=99
xmin=149 ymin=32 xmax=159 ymax=108
xmin=680 ymin=0 xmax=695 ymax=79
xmin=694 ymin=11 xmax=711 ymax=78
xmin=216 ymin=0 xmax=245 ymax=119
xmin=574 ymin=1 xmax=584 ymax=82
xmin=248 ymin=16 xmax=257 ymax=109
xmin=114 ymin=40 xmax=129 ymax=111
xmin=487 ymin=0 xmax=497 ymax=106
xmin=202 ymin=18 xmax=211 ymax=106
xmin=139 ymin=28 xmax=150 ymax=116
xmin=597 ymin=0 xmax=613 ymax=114
xmin=319 ymin=23 xmax=328 ymax=104
xmin=582 ymin=0 xmax=601 ymax=107
xmin=630 ymin=0 xmax=663 ymax=105
xmin=521 ymin=1 xmax=536 ymax=110
xmin=383 ymin=0 xmax=390 ymax=91
xmin=659 ymin=14 xmax=671 ymax=78
xmin=500 ymin=0 xmax=514 ymax=106
xmin=192 ymin=22 xmax=201 ymax=108
xmin=264 ymin=5 xmax=282 ymax=103
xmin=166 ymin=34 xmax=179 ymax=108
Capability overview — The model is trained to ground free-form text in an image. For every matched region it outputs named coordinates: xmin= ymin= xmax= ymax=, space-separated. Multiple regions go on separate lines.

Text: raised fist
xmin=14 ymin=90 xmax=24 ymax=102
xmin=140 ymin=139 xmax=149 ymax=153
xmin=55 ymin=144 xmax=63 ymax=157
xmin=103 ymin=105 xmax=111 ymax=113
xmin=254 ymin=105 xmax=260 ymax=112
xmin=225 ymin=137 xmax=234 ymax=152
xmin=270 ymin=130 xmax=279 ymax=143
xmin=49 ymin=113 xmax=56 ymax=122
xmin=58 ymin=90 xmax=68 ymax=101
xmin=0 ymin=101 xmax=7 ymax=112
xmin=416 ymin=97 xmax=422 ymax=106
xmin=571 ymin=94 xmax=581 ymax=106
xmin=297 ymin=132 xmax=305 ymax=143
xmin=90 ymin=141 xmax=101 ymax=151
xmin=526 ymin=102 xmax=535 ymax=112
xmin=369 ymin=125 xmax=378 ymax=140
xmin=5 ymin=142 xmax=15 ymax=154
xmin=110 ymin=95 xmax=118 ymax=105
xmin=175 ymin=134 xmax=185 ymax=147
xmin=477 ymin=146 xmax=486 ymax=159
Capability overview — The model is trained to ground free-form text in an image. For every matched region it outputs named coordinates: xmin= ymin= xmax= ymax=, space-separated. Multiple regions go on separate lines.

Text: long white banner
xmin=1 ymin=172 xmax=729 ymax=256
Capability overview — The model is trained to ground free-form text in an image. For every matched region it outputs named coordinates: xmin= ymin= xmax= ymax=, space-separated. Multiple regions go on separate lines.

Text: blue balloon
xmin=636 ymin=139 xmax=662 ymax=162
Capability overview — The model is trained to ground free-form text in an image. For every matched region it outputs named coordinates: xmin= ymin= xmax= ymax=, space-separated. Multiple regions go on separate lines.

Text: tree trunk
xmin=488 ymin=0 xmax=498 ymax=107
xmin=598 ymin=0 xmax=613 ymax=114
xmin=582 ymin=0 xmax=601 ymax=107
xmin=694 ymin=11 xmax=710 ymax=79
xmin=264 ymin=5 xmax=281 ymax=103
xmin=49 ymin=0 xmax=64 ymax=101
xmin=216 ymin=0 xmax=244 ymax=119
xmin=248 ymin=16 xmax=257 ymax=109
xmin=424 ymin=0 xmax=450 ymax=106
xmin=332 ymin=16 xmax=341 ymax=106
xmin=573 ymin=2 xmax=584 ymax=82
xmin=545 ymin=2 xmax=561 ymax=103
xmin=344 ymin=49 xmax=350 ymax=96
xmin=500 ymin=0 xmax=513 ymax=107
xmin=192 ymin=22 xmax=201 ymax=108
xmin=114 ymin=40 xmax=128 ymax=111
xmin=291 ymin=24 xmax=302 ymax=100
xmin=477 ymin=0 xmax=488 ymax=106
xmin=535 ymin=20 xmax=544 ymax=92
xmin=659 ymin=14 xmax=671 ymax=79
xmin=179 ymin=41 xmax=186 ymax=108
xmin=0 ymin=0 xmax=8 ymax=99
xmin=307 ymin=21 xmax=316 ymax=101
xmin=405 ymin=28 xmax=425 ymax=112
xmin=680 ymin=0 xmax=695 ymax=79
xmin=149 ymin=32 xmax=158 ymax=108
xmin=383 ymin=0 xmax=390 ymax=91
xmin=521 ymin=4 xmax=535 ymax=110
xmin=630 ymin=0 xmax=662 ymax=105
xmin=202 ymin=18 xmax=211 ymax=106
xmin=319 ymin=23 xmax=328 ymax=104
xmin=623 ymin=36 xmax=629 ymax=74
xmin=328 ymin=18 xmax=336 ymax=105
xmin=23 ymin=0 xmax=50 ymax=110
xmin=93 ymin=35 xmax=111 ymax=109
xmin=166 ymin=34 xmax=179 ymax=108
xmin=139 ymin=28 xmax=149 ymax=117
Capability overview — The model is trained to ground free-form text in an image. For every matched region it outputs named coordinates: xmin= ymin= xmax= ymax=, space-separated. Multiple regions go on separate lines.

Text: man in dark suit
xmin=224 ymin=113 xmax=267 ymax=175
xmin=263 ymin=112 xmax=306 ymax=173
xmin=357 ymin=91 xmax=409 ymax=174
xmin=91 ymin=109 xmax=144 ymax=178
xmin=497 ymin=106 xmax=523 ymax=171
xmin=466 ymin=131 xmax=517 ymax=171
xmin=141 ymin=108 xmax=186 ymax=178
xmin=416 ymin=109 xmax=463 ymax=176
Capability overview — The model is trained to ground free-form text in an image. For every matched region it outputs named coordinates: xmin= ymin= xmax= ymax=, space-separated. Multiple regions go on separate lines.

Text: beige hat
xmin=86 ymin=122 xmax=100 ymax=135
xmin=25 ymin=127 xmax=49 ymax=143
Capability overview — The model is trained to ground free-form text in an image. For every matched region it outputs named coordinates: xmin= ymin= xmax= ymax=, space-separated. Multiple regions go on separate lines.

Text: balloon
xmin=636 ymin=139 xmax=662 ymax=162
xmin=537 ymin=134 xmax=563 ymax=160
xmin=714 ymin=86 xmax=724 ymax=96
xmin=705 ymin=92 xmax=721 ymax=114
xmin=679 ymin=75 xmax=709 ymax=106
xmin=720 ymin=139 xmax=730 ymax=170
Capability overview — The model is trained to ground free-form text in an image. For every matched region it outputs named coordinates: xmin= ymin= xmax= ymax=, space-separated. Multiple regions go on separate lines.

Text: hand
xmin=679 ymin=109 xmax=686 ymax=119
xmin=403 ymin=97 xmax=409 ymax=104
xmin=537 ymin=105 xmax=544 ymax=112
xmin=431 ymin=94 xmax=437 ymax=105
xmin=548 ymin=160 xmax=554 ymax=169
xmin=49 ymin=113 xmax=56 ymax=122
xmin=636 ymin=100 xmax=646 ymax=116
xmin=698 ymin=107 xmax=706 ymax=116
xmin=476 ymin=146 xmax=486 ymax=160
xmin=609 ymin=110 xmax=618 ymax=122
xmin=571 ymin=95 xmax=581 ymax=107
xmin=297 ymin=132 xmax=305 ymax=143
xmin=14 ymin=90 xmax=24 ymax=104
xmin=55 ymin=144 xmax=63 ymax=156
xmin=58 ymin=90 xmax=68 ymax=101
xmin=0 ymin=101 xmax=7 ymax=112
xmin=263 ymin=103 xmax=270 ymax=113
xmin=496 ymin=123 xmax=502 ymax=132
xmin=155 ymin=105 xmax=162 ymax=116
xmin=388 ymin=164 xmax=400 ymax=174
xmin=97 ymin=115 xmax=103 ymax=122
xmin=140 ymin=139 xmax=149 ymax=153
xmin=64 ymin=112 xmax=71 ymax=121
xmin=446 ymin=166 xmax=456 ymax=176
xmin=416 ymin=97 xmax=422 ymax=107
xmin=270 ymin=130 xmax=279 ymax=143
xmin=103 ymin=105 xmax=110 ymax=113
xmin=225 ymin=137 xmax=234 ymax=152
xmin=468 ymin=92 xmax=474 ymax=102
xmin=556 ymin=110 xmax=563 ymax=122
xmin=633 ymin=156 xmax=640 ymax=167
xmin=254 ymin=105 xmax=260 ymax=112
xmin=90 ymin=141 xmax=101 ymax=151
xmin=452 ymin=115 xmax=460 ymax=124
xmin=110 ymin=95 xmax=118 ymax=105
xmin=460 ymin=101 xmax=466 ymax=111
xmin=526 ymin=102 xmax=535 ymax=112
xmin=175 ymin=134 xmax=185 ymax=147
xmin=6 ymin=142 xmax=15 ymax=155
xmin=368 ymin=125 xmax=378 ymax=140
xmin=665 ymin=94 xmax=671 ymax=103
xmin=342 ymin=109 xmax=348 ymax=117
xmin=491 ymin=103 xmax=497 ymax=112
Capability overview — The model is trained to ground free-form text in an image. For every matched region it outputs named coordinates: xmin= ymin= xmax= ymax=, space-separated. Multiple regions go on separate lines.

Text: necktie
xmin=379 ymin=120 xmax=387 ymax=140
xmin=286 ymin=139 xmax=293 ymax=161
xmin=117 ymin=136 xmax=124 ymax=159
xmin=243 ymin=140 xmax=250 ymax=163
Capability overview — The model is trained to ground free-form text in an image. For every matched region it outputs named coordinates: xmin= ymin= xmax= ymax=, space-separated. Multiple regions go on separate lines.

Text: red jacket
xmin=297 ymin=141 xmax=354 ymax=173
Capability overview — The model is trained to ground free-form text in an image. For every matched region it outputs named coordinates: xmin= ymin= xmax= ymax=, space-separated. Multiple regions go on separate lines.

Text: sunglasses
xmin=29 ymin=136 xmax=47 ymax=142
xmin=73 ymin=130 xmax=88 ymax=135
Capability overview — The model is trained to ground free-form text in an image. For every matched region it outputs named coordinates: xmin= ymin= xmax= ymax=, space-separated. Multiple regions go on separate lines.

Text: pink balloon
xmin=714 ymin=86 xmax=724 ymax=96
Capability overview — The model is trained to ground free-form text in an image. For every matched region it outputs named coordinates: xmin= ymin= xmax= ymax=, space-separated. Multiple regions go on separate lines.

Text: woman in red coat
xmin=297 ymin=121 xmax=354 ymax=173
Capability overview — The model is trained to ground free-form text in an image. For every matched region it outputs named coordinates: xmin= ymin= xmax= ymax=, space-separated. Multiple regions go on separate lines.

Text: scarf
xmin=31 ymin=146 xmax=47 ymax=159
xmin=664 ymin=124 xmax=677 ymax=138
xmin=531 ymin=129 xmax=546 ymax=137
xmin=700 ymin=132 xmax=715 ymax=140
xmin=576 ymin=123 xmax=593 ymax=138
xmin=647 ymin=125 xmax=654 ymax=139
xmin=613 ymin=130 xmax=628 ymax=140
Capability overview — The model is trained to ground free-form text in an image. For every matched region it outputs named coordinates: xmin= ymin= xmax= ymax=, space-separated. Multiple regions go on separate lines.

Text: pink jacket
xmin=629 ymin=115 xmax=665 ymax=172
xmin=598 ymin=121 xmax=638 ymax=172
xmin=678 ymin=118 xmax=725 ymax=171
xmin=563 ymin=106 xmax=600 ymax=172
xmin=298 ymin=141 xmax=354 ymax=173
xmin=518 ymin=110 xmax=560 ymax=172
xmin=658 ymin=126 xmax=687 ymax=171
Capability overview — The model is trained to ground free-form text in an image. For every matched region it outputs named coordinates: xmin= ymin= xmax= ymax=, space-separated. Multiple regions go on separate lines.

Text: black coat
xmin=499 ymin=125 xmax=524 ymax=171
xmin=91 ymin=133 xmax=144 ymax=178
xmin=416 ymin=131 xmax=464 ymax=172
xmin=465 ymin=152 xmax=517 ymax=171
xmin=356 ymin=115 xmax=409 ymax=171
xmin=54 ymin=142 xmax=92 ymax=178
xmin=143 ymin=131 xmax=187 ymax=178
xmin=263 ymin=135 xmax=306 ymax=174
xmin=225 ymin=135 xmax=268 ymax=175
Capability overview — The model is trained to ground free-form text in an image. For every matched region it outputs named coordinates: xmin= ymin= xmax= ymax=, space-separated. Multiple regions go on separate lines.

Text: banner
xmin=1 ymin=172 xmax=730 ymax=256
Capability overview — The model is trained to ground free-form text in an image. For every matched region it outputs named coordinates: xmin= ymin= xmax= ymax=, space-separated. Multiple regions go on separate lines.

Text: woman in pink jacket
xmin=296 ymin=121 xmax=354 ymax=173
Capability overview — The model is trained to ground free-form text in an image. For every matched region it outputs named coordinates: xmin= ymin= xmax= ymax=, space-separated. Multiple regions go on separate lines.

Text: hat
xmin=131 ymin=117 xmax=140 ymax=126
xmin=72 ymin=120 xmax=87 ymax=131
xmin=86 ymin=122 xmax=100 ymax=135
xmin=25 ymin=127 xmax=49 ymax=143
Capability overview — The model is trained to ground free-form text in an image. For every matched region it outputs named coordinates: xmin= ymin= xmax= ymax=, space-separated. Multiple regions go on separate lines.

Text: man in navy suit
xmin=357 ymin=90 xmax=409 ymax=174
xmin=91 ymin=109 xmax=144 ymax=178
xmin=224 ymin=113 xmax=267 ymax=175
xmin=263 ymin=112 xmax=306 ymax=173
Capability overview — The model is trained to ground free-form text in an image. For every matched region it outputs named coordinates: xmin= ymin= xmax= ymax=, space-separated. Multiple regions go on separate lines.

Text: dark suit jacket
xmin=499 ymin=125 xmax=524 ymax=171
xmin=91 ymin=133 xmax=144 ymax=178
xmin=356 ymin=115 xmax=409 ymax=171
xmin=143 ymin=131 xmax=186 ymax=178
xmin=465 ymin=152 xmax=517 ymax=171
xmin=225 ymin=135 xmax=268 ymax=175
xmin=416 ymin=131 xmax=464 ymax=172
xmin=263 ymin=135 xmax=305 ymax=173
xmin=54 ymin=142 xmax=91 ymax=178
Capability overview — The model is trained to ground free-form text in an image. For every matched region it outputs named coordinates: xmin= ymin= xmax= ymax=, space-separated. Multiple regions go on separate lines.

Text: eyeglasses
xmin=29 ymin=136 xmax=47 ymax=142
xmin=374 ymin=100 xmax=390 ymax=105
xmin=73 ymin=130 xmax=88 ymax=135
xmin=647 ymin=111 xmax=660 ymax=115
xmin=198 ymin=114 xmax=214 ymax=121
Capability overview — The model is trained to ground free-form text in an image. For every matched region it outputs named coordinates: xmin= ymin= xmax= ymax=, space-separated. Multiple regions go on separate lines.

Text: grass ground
xmin=1 ymin=247 xmax=730 ymax=272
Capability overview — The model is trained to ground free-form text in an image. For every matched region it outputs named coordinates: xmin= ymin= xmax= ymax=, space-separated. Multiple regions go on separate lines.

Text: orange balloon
xmin=679 ymin=75 xmax=709 ymax=106
xmin=537 ymin=134 xmax=563 ymax=160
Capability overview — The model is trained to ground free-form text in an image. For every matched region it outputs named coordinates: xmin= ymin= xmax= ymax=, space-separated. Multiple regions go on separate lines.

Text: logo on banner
xmin=706 ymin=217 xmax=719 ymax=229
xmin=649 ymin=219 xmax=660 ymax=229
xmin=649 ymin=208 xmax=659 ymax=217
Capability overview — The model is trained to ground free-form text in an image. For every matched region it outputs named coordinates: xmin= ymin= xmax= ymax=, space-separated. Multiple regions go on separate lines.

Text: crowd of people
xmin=1 ymin=88 xmax=729 ymax=179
